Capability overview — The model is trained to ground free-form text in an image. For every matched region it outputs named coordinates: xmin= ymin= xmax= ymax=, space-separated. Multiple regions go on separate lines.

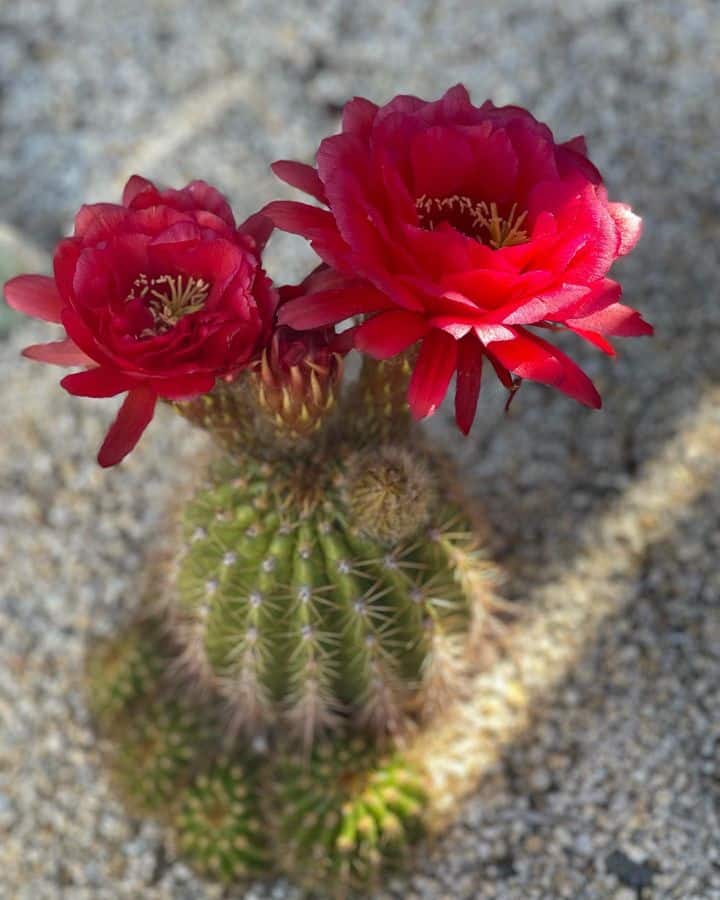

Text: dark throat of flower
xmin=128 ymin=273 xmax=210 ymax=336
xmin=415 ymin=194 xmax=529 ymax=249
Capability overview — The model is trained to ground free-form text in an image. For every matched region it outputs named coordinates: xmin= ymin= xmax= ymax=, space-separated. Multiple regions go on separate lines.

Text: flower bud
xmin=250 ymin=326 xmax=343 ymax=439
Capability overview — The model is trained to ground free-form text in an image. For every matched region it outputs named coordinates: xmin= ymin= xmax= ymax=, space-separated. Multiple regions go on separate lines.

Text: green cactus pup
xmin=175 ymin=757 xmax=269 ymax=882
xmin=275 ymin=737 xmax=427 ymax=891
xmin=109 ymin=697 xmax=216 ymax=815
xmin=85 ymin=622 xmax=166 ymax=723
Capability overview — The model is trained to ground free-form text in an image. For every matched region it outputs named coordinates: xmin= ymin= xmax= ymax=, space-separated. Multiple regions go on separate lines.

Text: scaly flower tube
xmin=265 ymin=84 xmax=652 ymax=433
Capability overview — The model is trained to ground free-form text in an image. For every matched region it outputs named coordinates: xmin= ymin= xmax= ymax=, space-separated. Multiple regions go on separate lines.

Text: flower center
xmin=415 ymin=194 xmax=529 ymax=248
xmin=127 ymin=273 xmax=210 ymax=335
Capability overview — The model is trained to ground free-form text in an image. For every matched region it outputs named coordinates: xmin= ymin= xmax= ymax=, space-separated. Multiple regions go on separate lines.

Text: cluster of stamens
xmin=127 ymin=273 xmax=210 ymax=336
xmin=415 ymin=194 xmax=529 ymax=248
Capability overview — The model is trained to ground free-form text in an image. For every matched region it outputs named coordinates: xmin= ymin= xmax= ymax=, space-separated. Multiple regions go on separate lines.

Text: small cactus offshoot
xmin=89 ymin=623 xmax=432 ymax=891
xmin=275 ymin=737 xmax=427 ymax=890
xmin=109 ymin=698 xmax=214 ymax=814
xmin=85 ymin=622 xmax=166 ymax=722
xmin=175 ymin=758 xmax=268 ymax=882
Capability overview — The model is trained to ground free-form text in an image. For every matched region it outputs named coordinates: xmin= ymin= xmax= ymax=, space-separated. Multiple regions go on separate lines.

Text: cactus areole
xmin=4 ymin=85 xmax=650 ymax=892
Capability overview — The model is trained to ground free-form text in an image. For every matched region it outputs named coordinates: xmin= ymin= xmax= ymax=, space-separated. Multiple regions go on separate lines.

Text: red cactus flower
xmin=4 ymin=176 xmax=276 ymax=465
xmin=265 ymin=85 xmax=652 ymax=433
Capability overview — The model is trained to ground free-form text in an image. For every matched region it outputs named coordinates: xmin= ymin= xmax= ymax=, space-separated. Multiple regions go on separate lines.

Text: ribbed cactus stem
xmin=176 ymin=758 xmax=268 ymax=881
xmin=164 ymin=446 xmax=499 ymax=744
xmin=172 ymin=375 xmax=274 ymax=458
xmin=275 ymin=737 xmax=427 ymax=890
xmin=346 ymin=353 xmax=415 ymax=443
xmin=172 ymin=363 xmax=340 ymax=462
xmin=110 ymin=698 xmax=211 ymax=813
xmin=86 ymin=620 xmax=435 ymax=891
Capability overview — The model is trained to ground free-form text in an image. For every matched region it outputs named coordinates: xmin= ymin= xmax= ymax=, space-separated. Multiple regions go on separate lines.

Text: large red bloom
xmin=5 ymin=176 xmax=276 ymax=465
xmin=265 ymin=85 xmax=652 ymax=432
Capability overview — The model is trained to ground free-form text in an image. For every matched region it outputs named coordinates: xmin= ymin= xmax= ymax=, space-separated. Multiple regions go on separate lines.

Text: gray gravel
xmin=1 ymin=1 xmax=719 ymax=898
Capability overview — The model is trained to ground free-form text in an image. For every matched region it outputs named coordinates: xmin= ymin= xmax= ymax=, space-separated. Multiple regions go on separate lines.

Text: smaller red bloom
xmin=4 ymin=176 xmax=276 ymax=466
xmin=266 ymin=85 xmax=653 ymax=433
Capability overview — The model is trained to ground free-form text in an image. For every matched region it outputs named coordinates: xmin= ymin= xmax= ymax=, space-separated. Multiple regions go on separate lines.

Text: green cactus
xmin=169 ymin=445 xmax=495 ymax=741
xmin=85 ymin=622 xmax=166 ymax=723
xmin=175 ymin=757 xmax=269 ymax=882
xmin=86 ymin=352 xmax=504 ymax=892
xmin=275 ymin=736 xmax=427 ymax=891
xmin=109 ymin=697 xmax=216 ymax=814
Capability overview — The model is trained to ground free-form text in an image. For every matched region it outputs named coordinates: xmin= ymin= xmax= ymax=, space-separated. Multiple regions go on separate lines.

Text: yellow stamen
xmin=128 ymin=273 xmax=210 ymax=335
xmin=415 ymin=194 xmax=529 ymax=249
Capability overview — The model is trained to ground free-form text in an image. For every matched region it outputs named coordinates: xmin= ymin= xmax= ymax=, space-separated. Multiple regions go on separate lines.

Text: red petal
xmin=61 ymin=367 xmax=137 ymax=397
xmin=427 ymin=318 xmax=472 ymax=340
xmin=561 ymin=278 xmax=622 ymax=319
xmin=148 ymin=237 xmax=242 ymax=297
xmin=53 ymin=238 xmax=82 ymax=302
xmin=271 ymin=161 xmax=327 ymax=204
xmin=557 ymin=186 xmax=618 ymax=282
xmin=487 ymin=329 xmax=601 ymax=408
xmin=122 ymin=175 xmax=156 ymax=207
xmin=238 ymin=212 xmax=274 ymax=252
xmin=61 ymin=308 xmax=115 ymax=369
xmin=561 ymin=135 xmax=588 ymax=156
xmin=263 ymin=200 xmax=336 ymax=237
xmin=129 ymin=205 xmax=194 ymax=235
xmin=454 ymin=334 xmax=483 ymax=434
xmin=97 ymin=386 xmax=157 ymax=467
xmin=467 ymin=126 xmax=520 ymax=203
xmin=354 ymin=310 xmax=428 ymax=359
xmin=154 ymin=373 xmax=216 ymax=400
xmin=567 ymin=327 xmax=616 ymax=356
xmin=74 ymin=203 xmax=127 ymax=240
xmin=407 ymin=329 xmax=458 ymax=420
xmin=342 ymin=97 xmax=379 ymax=137
xmin=22 ymin=339 xmax=95 ymax=367
xmin=410 ymin=126 xmax=476 ymax=198
xmin=568 ymin=302 xmax=654 ymax=337
xmin=442 ymin=269 xmax=534 ymax=311
xmin=278 ymin=285 xmax=389 ymax=329
xmin=439 ymin=84 xmax=473 ymax=116
xmin=499 ymin=285 xmax=591 ymax=325
xmin=185 ymin=180 xmax=235 ymax=227
xmin=608 ymin=202 xmax=643 ymax=256
xmin=486 ymin=353 xmax=515 ymax=390
xmin=4 ymin=275 xmax=63 ymax=323
xmin=262 ymin=200 xmax=351 ymax=271
xmin=150 ymin=221 xmax=202 ymax=245
xmin=473 ymin=324 xmax=515 ymax=343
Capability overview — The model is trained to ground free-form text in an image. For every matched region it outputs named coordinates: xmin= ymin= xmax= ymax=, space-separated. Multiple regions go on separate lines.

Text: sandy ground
xmin=1 ymin=1 xmax=719 ymax=897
